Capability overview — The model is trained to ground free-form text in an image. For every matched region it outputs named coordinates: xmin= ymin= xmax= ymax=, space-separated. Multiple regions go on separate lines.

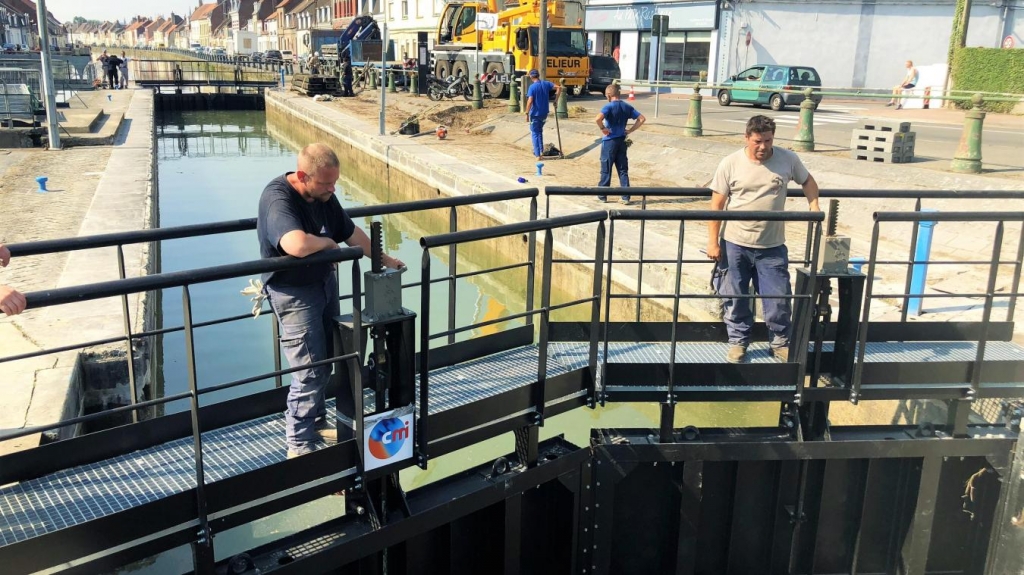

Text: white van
xmin=281 ymin=50 xmax=294 ymax=62
xmin=190 ymin=42 xmax=202 ymax=53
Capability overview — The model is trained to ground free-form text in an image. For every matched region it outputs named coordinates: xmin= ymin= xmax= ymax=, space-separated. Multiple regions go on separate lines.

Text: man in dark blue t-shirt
xmin=525 ymin=69 xmax=560 ymax=160
xmin=257 ymin=143 xmax=404 ymax=457
xmin=594 ymin=84 xmax=646 ymax=205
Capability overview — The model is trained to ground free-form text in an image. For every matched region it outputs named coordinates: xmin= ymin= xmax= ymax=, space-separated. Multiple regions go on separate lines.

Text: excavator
xmin=432 ymin=0 xmax=589 ymax=98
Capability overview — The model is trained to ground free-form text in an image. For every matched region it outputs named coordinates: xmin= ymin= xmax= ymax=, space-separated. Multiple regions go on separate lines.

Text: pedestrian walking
xmin=525 ymin=69 xmax=560 ymax=161
xmin=593 ymin=84 xmax=645 ymax=205
xmin=706 ymin=115 xmax=820 ymax=364
xmin=257 ymin=143 xmax=404 ymax=458
xmin=106 ymin=53 xmax=121 ymax=90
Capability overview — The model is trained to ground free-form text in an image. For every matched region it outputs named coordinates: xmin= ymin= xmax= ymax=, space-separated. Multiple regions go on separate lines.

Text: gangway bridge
xmin=2 ymin=188 xmax=1024 ymax=575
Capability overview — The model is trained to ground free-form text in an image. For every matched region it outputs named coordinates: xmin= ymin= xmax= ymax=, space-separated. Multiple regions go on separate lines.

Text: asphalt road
xmin=572 ymin=93 xmax=1024 ymax=177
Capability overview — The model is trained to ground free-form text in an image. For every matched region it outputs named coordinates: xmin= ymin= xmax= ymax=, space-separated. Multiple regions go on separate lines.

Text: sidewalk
xmin=0 ymin=89 xmax=156 ymax=455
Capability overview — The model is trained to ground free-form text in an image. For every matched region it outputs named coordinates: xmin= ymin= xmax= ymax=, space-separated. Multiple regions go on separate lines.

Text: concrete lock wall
xmin=720 ymin=0 xmax=1024 ymax=90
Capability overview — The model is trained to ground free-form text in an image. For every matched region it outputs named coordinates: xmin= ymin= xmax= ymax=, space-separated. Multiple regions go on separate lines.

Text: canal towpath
xmin=0 ymin=88 xmax=156 ymax=455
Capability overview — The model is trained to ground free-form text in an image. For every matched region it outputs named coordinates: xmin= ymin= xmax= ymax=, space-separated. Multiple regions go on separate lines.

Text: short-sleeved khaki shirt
xmin=710 ymin=147 xmax=810 ymax=249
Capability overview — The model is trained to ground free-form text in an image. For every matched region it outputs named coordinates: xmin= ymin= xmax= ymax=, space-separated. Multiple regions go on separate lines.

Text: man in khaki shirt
xmin=706 ymin=115 xmax=820 ymax=363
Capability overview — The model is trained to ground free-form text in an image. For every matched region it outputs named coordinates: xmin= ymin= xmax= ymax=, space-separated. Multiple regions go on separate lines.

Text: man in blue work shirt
xmin=525 ymin=69 xmax=560 ymax=161
xmin=594 ymin=84 xmax=646 ymax=205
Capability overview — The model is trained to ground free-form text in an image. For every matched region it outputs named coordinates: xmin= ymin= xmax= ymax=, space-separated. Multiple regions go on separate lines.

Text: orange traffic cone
xmin=628 ymin=86 xmax=635 ymax=101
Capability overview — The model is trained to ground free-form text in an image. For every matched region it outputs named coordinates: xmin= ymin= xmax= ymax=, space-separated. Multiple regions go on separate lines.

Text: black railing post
xmin=1008 ymin=219 xmax=1024 ymax=321
xmin=349 ymin=259 xmax=365 ymax=466
xmin=636 ymin=195 xmax=648 ymax=322
xmin=662 ymin=220 xmax=686 ymax=442
xmin=971 ymin=221 xmax=1004 ymax=401
xmin=182 ymin=285 xmax=215 ymax=573
xmin=851 ymin=221 xmax=882 ymax=404
xmin=601 ymin=219 xmax=616 ymax=407
xmin=588 ymin=220 xmax=606 ymax=408
xmin=526 ymin=197 xmax=538 ymax=325
xmin=900 ymin=197 xmax=923 ymax=323
xmin=793 ymin=221 xmax=823 ymax=405
xmin=448 ymin=206 xmax=457 ymax=345
xmin=536 ymin=229 xmax=554 ymax=425
xmin=417 ymin=249 xmax=431 ymax=470
xmin=116 ymin=245 xmax=139 ymax=423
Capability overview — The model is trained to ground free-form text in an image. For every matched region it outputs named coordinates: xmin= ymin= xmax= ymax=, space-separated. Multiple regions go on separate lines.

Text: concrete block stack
xmin=850 ymin=120 xmax=916 ymax=164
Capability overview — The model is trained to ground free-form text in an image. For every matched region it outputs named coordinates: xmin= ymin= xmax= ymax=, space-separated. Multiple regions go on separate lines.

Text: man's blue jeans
xmin=266 ymin=272 xmax=338 ymax=454
xmin=598 ymin=137 xmax=630 ymax=200
xmin=718 ymin=241 xmax=792 ymax=349
xmin=529 ymin=116 xmax=546 ymax=157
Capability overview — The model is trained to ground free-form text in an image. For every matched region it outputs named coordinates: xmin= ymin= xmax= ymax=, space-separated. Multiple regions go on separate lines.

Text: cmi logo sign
xmin=363 ymin=405 xmax=415 ymax=471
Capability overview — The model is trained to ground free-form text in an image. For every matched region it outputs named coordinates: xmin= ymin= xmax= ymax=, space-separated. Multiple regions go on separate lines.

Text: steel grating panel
xmin=416 ymin=344 xmax=578 ymax=413
xmin=553 ymin=342 xmax=783 ymax=365
xmin=0 ymin=406 xmax=334 ymax=548
xmin=818 ymin=341 xmax=1024 ymax=363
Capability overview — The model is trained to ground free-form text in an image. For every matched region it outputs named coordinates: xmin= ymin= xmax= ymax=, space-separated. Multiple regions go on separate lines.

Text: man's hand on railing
xmin=0 ymin=243 xmax=10 ymax=267
xmin=0 ymin=285 xmax=27 ymax=316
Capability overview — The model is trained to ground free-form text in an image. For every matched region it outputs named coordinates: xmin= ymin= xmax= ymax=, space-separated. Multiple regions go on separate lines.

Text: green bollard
xmin=508 ymin=79 xmax=520 ymax=113
xmin=556 ymin=79 xmax=568 ymax=119
xmin=388 ymin=71 xmax=397 ymax=93
xmin=471 ymin=76 xmax=483 ymax=109
xmin=683 ymin=82 xmax=703 ymax=137
xmin=951 ymin=93 xmax=986 ymax=174
xmin=792 ymin=88 xmax=816 ymax=152
xmin=368 ymin=69 xmax=377 ymax=90
xmin=411 ymin=71 xmax=418 ymax=96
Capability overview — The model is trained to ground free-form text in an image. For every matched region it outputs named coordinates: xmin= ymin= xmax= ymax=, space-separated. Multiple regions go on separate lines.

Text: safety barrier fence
xmin=3 ymin=189 xmax=539 ymax=426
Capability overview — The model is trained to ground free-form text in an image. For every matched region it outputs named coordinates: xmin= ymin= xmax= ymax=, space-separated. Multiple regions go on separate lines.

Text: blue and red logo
xmin=367 ymin=417 xmax=410 ymax=460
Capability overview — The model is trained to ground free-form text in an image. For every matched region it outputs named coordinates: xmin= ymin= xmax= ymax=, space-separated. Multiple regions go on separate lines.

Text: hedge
xmin=951 ymin=47 xmax=1024 ymax=113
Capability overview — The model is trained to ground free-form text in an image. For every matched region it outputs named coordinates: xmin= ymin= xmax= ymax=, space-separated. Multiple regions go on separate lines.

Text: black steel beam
xmin=899 ymin=456 xmax=942 ymax=575
xmin=417 ymin=325 xmax=534 ymax=372
xmin=604 ymin=362 xmax=800 ymax=390
xmin=218 ymin=439 xmax=588 ymax=574
xmin=550 ymin=320 xmax=1016 ymax=343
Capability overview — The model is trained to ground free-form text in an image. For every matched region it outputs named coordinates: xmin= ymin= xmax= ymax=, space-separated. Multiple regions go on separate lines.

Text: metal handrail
xmin=416 ymin=211 xmax=607 ymax=466
xmin=604 ymin=209 xmax=825 ymax=433
xmin=1 ymin=247 xmax=364 ymax=551
xmin=851 ymin=211 xmax=1024 ymax=403
xmin=5 ymin=189 xmax=538 ymax=420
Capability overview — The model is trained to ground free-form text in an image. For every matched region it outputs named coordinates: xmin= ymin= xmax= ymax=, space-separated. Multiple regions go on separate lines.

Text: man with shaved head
xmin=258 ymin=143 xmax=404 ymax=458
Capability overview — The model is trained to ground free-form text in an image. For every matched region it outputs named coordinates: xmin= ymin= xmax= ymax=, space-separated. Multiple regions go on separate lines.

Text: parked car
xmin=583 ymin=55 xmax=621 ymax=95
xmin=2 ymin=43 xmax=16 ymax=54
xmin=210 ymin=47 xmax=227 ymax=58
xmin=250 ymin=51 xmax=263 ymax=62
xmin=716 ymin=64 xmax=822 ymax=111
xmin=264 ymin=49 xmax=283 ymax=63
xmin=280 ymin=50 xmax=294 ymax=62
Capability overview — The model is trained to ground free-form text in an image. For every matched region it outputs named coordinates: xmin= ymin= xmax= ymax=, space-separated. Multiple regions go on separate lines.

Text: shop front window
xmin=637 ymin=30 xmax=711 ymax=82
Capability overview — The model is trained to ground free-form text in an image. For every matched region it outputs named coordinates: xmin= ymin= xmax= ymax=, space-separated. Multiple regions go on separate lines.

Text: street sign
xmin=477 ymin=13 xmax=499 ymax=31
xmin=652 ymin=14 xmax=669 ymax=37
xmin=1003 ymin=35 xmax=1015 ymax=49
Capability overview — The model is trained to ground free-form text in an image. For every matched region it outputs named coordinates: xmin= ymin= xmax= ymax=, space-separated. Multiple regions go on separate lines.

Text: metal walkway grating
xmin=4 ymin=339 xmax=1024 ymax=549
xmin=818 ymin=341 xmax=1024 ymax=363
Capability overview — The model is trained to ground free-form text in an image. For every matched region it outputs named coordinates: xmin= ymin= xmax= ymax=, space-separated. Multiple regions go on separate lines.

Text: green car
xmin=716 ymin=65 xmax=823 ymax=111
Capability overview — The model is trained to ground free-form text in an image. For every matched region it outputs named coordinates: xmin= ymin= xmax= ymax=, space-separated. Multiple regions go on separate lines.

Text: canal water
xmin=116 ymin=109 xmax=772 ymax=573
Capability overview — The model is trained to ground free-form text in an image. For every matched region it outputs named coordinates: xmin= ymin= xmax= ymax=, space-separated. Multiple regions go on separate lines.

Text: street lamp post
xmin=35 ymin=0 xmax=59 ymax=149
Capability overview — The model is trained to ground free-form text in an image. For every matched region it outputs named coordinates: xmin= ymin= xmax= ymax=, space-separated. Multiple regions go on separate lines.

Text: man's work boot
xmin=726 ymin=344 xmax=747 ymax=364
xmin=286 ymin=450 xmax=302 ymax=459
xmin=317 ymin=426 xmax=338 ymax=444
xmin=771 ymin=347 xmax=790 ymax=362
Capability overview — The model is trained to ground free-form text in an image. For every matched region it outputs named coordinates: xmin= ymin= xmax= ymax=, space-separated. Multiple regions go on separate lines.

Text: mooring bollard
xmin=951 ymin=93 xmax=986 ymax=174
xmin=908 ymin=209 xmax=939 ymax=316
xmin=508 ymin=79 xmax=520 ymax=113
xmin=471 ymin=76 xmax=483 ymax=110
xmin=35 ymin=176 xmax=48 ymax=193
xmin=368 ymin=69 xmax=377 ymax=90
xmin=388 ymin=71 xmax=397 ymax=93
xmin=536 ymin=162 xmax=544 ymax=176
xmin=556 ymin=79 xmax=568 ymax=119
xmin=683 ymin=82 xmax=703 ymax=137
xmin=792 ymin=88 xmax=815 ymax=152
